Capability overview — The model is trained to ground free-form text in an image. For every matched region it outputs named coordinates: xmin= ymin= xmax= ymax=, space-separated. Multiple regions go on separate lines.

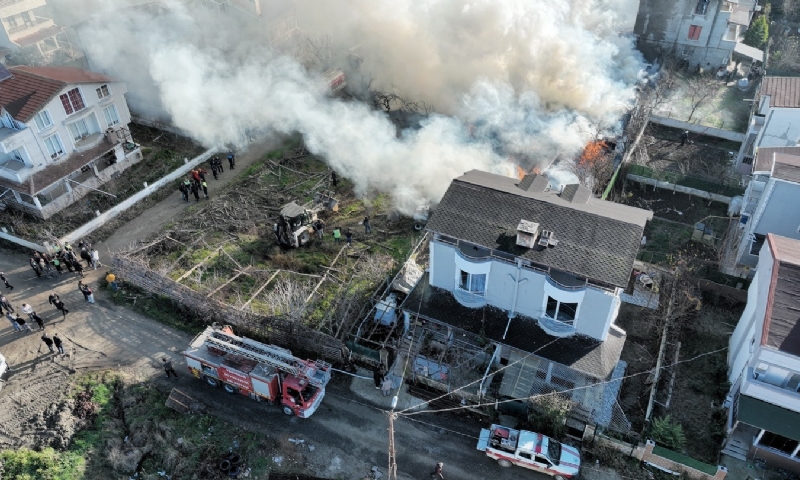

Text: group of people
xmin=27 ymin=240 xmax=100 ymax=280
xmin=328 ymin=216 xmax=371 ymax=246
xmin=179 ymin=153 xmax=238 ymax=203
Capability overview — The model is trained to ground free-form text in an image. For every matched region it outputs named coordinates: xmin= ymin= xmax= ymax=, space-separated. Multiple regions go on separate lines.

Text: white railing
xmin=538 ymin=314 xmax=577 ymax=337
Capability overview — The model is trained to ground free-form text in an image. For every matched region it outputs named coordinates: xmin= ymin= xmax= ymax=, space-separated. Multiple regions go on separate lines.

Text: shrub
xmin=528 ymin=393 xmax=572 ymax=439
xmin=651 ymin=415 xmax=687 ymax=451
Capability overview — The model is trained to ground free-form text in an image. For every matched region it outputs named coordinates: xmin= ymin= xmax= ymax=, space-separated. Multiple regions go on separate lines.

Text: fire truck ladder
xmin=205 ymin=329 xmax=330 ymax=387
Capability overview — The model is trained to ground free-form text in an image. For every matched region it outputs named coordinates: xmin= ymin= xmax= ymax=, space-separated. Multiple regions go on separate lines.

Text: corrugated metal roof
xmin=761 ymin=77 xmax=800 ymax=108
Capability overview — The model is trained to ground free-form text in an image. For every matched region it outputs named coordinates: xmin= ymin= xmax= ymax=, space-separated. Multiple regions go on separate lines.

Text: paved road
xmin=0 ymin=250 xmax=551 ymax=479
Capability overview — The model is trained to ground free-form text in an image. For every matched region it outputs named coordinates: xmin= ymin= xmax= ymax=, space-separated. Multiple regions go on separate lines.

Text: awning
xmin=737 ymin=394 xmax=800 ymax=441
xmin=734 ymin=43 xmax=764 ymax=62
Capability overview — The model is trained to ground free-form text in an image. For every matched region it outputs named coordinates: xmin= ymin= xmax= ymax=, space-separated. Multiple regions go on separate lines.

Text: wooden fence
xmin=111 ymin=254 xmax=346 ymax=363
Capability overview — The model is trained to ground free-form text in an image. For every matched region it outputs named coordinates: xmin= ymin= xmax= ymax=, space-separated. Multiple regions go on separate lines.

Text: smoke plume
xmin=69 ymin=0 xmax=644 ymax=212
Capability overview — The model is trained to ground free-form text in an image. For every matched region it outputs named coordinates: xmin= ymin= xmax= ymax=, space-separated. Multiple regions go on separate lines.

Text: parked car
xmin=477 ymin=424 xmax=581 ymax=479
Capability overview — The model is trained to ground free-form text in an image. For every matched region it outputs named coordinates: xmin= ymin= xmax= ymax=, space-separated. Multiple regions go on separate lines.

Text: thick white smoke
xmin=70 ymin=0 xmax=644 ymax=212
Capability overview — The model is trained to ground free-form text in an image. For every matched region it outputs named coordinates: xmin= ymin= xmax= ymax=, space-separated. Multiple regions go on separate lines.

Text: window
xmin=103 ymin=104 xmax=120 ymax=126
xmin=96 ymin=84 xmax=110 ymax=99
xmin=695 ymin=0 xmax=709 ymax=15
xmin=458 ymin=270 xmax=486 ymax=296
xmin=10 ymin=148 xmax=23 ymax=161
xmin=33 ymin=110 xmax=53 ymax=131
xmin=545 ymin=296 xmax=578 ymax=323
xmin=518 ymin=452 xmax=532 ymax=460
xmin=59 ymin=88 xmax=85 ymax=115
xmin=67 ymin=119 xmax=90 ymax=142
xmin=688 ymin=25 xmax=702 ymax=40
xmin=750 ymin=233 xmax=766 ymax=255
xmin=43 ymin=134 xmax=64 ymax=159
xmin=758 ymin=431 xmax=799 ymax=455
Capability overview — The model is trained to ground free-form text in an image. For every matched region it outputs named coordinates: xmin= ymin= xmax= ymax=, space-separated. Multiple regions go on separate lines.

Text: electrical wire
xmin=399 ymin=346 xmax=728 ymax=417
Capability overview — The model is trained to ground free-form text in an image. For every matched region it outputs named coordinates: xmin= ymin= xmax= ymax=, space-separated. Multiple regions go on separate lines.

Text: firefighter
xmin=190 ymin=182 xmax=200 ymax=202
xmin=201 ymin=180 xmax=209 ymax=199
xmin=227 ymin=153 xmax=235 ymax=169
xmin=179 ymin=182 xmax=189 ymax=202
xmin=210 ymin=159 xmax=219 ymax=180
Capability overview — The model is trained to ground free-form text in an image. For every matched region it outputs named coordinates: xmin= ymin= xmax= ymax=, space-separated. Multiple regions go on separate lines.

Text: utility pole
xmin=387 ymin=412 xmax=398 ymax=480
xmin=644 ymin=275 xmax=677 ymax=426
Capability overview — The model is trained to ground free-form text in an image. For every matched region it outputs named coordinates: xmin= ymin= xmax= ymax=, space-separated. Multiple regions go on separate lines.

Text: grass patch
xmin=106 ymin=282 xmax=206 ymax=335
xmin=638 ymin=218 xmax=693 ymax=265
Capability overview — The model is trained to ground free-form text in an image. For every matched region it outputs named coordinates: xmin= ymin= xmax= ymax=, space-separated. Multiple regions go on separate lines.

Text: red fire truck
xmin=182 ymin=324 xmax=332 ymax=418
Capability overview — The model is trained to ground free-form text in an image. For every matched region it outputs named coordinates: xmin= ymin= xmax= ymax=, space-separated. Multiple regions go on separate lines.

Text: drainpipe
xmin=503 ymin=259 xmax=526 ymax=340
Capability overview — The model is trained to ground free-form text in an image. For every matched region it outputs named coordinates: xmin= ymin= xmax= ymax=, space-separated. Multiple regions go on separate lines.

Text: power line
xmin=399 ymin=346 xmax=728 ymax=417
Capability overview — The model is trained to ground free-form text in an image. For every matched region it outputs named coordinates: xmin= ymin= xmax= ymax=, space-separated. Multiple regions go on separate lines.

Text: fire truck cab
xmin=182 ymin=324 xmax=331 ymax=418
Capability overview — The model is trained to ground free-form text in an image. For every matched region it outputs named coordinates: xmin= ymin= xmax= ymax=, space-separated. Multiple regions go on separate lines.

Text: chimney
xmin=517 ymin=174 xmax=549 ymax=193
xmin=561 ymin=184 xmax=591 ymax=204
xmin=516 ymin=220 xmax=540 ymax=248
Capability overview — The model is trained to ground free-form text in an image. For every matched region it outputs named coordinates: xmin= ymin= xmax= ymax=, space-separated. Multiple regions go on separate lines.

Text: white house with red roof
xmin=0 ymin=65 xmax=141 ymax=219
xmin=0 ymin=0 xmax=71 ymax=61
xmin=724 ymin=234 xmax=800 ymax=472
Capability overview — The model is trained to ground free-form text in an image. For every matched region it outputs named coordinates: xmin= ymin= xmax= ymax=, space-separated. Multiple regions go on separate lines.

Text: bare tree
xmin=263 ymin=276 xmax=314 ymax=323
xmin=685 ymin=74 xmax=719 ymax=122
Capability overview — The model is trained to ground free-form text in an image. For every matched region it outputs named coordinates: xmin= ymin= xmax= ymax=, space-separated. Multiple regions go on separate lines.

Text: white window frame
xmin=67 ymin=118 xmax=90 ymax=142
xmin=457 ymin=270 xmax=487 ymax=296
xmin=103 ymin=104 xmax=120 ymax=127
xmin=43 ymin=133 xmax=65 ymax=160
xmin=33 ymin=110 xmax=53 ymax=131
xmin=96 ymin=84 xmax=110 ymax=100
xmin=545 ymin=296 xmax=579 ymax=325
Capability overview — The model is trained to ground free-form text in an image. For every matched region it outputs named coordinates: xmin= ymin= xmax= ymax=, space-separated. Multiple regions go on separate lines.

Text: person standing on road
xmin=53 ymin=298 xmax=68 ymax=319
xmin=190 ymin=182 xmax=200 ymax=202
xmin=162 ymin=358 xmax=178 ymax=378
xmin=80 ymin=248 xmax=92 ymax=267
xmin=333 ymin=227 xmax=341 ymax=244
xmin=15 ymin=314 xmax=31 ymax=332
xmin=227 ymin=153 xmax=235 ymax=169
xmin=6 ymin=313 xmax=21 ymax=332
xmin=72 ymin=259 xmax=85 ymax=278
xmin=215 ymin=156 xmax=223 ymax=173
xmin=52 ymin=257 xmax=62 ymax=274
xmin=32 ymin=312 xmax=45 ymax=330
xmin=30 ymin=258 xmax=41 ymax=278
xmin=53 ymin=333 xmax=65 ymax=355
xmin=210 ymin=160 xmax=219 ymax=180
xmin=83 ymin=283 xmax=95 ymax=304
xmin=0 ymin=295 xmax=13 ymax=314
xmin=380 ymin=376 xmax=393 ymax=397
xmin=48 ymin=292 xmax=60 ymax=308
xmin=315 ymin=219 xmax=325 ymax=240
xmin=372 ymin=366 xmax=384 ymax=389
xmin=0 ymin=272 xmax=13 ymax=291
xmin=201 ymin=180 xmax=209 ymax=199
xmin=41 ymin=332 xmax=54 ymax=353
xmin=363 ymin=216 xmax=371 ymax=234
xmin=196 ymin=167 xmax=208 ymax=182
xmin=21 ymin=303 xmax=35 ymax=319
xmin=91 ymin=249 xmax=101 ymax=270
xmin=345 ymin=228 xmax=353 ymax=246
xmin=39 ymin=258 xmax=51 ymax=278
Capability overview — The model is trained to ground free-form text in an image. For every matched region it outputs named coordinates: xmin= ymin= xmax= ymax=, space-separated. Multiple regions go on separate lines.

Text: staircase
xmin=721 ymin=437 xmax=750 ymax=461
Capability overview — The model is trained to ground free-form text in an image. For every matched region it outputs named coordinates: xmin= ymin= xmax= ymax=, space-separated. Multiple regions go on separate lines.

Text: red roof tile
xmin=0 ymin=67 xmax=115 ymax=123
xmin=761 ymin=77 xmax=800 ymax=108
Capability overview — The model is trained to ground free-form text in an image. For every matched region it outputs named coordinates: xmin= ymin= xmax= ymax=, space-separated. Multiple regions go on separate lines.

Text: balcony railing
xmin=453 ymin=288 xmax=486 ymax=308
xmin=538 ymin=314 xmax=577 ymax=337
xmin=546 ymin=271 xmax=588 ymax=291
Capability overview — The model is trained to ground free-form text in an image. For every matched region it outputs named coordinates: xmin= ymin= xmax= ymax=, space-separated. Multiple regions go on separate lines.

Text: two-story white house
xmin=724 ymin=234 xmax=800 ymax=473
xmin=401 ymin=170 xmax=653 ymax=429
xmin=0 ymin=0 xmax=67 ymax=61
xmin=735 ymin=77 xmax=800 ymax=174
xmin=731 ymin=149 xmax=800 ymax=275
xmin=0 ymin=65 xmax=141 ymax=219
xmin=634 ymin=0 xmax=761 ymax=68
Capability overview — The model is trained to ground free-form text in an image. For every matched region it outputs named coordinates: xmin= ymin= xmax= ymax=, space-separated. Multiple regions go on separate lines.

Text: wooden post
xmin=241 ymin=270 xmax=281 ymax=310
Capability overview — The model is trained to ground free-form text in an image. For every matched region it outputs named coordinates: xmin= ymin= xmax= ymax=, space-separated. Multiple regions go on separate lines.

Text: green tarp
xmin=738 ymin=394 xmax=800 ymax=442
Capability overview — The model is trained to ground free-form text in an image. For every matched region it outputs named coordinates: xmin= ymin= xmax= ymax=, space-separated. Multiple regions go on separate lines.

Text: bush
xmin=0 ymin=448 xmax=84 ymax=480
xmin=528 ymin=393 xmax=572 ymax=439
xmin=744 ymin=15 xmax=769 ymax=48
xmin=650 ymin=415 xmax=687 ymax=451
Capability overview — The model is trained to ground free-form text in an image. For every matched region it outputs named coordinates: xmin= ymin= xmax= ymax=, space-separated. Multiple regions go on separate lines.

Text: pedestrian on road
xmin=333 ymin=227 xmax=341 ymax=244
xmin=363 ymin=216 xmax=371 ymax=234
xmin=78 ymin=281 xmax=89 ymax=301
xmin=21 ymin=303 xmax=35 ymax=319
xmin=30 ymin=258 xmax=41 ymax=278
xmin=680 ymin=130 xmax=689 ymax=147
xmin=72 ymin=260 xmax=85 ymax=278
xmin=372 ymin=366 xmax=384 ymax=389
xmin=163 ymin=358 xmax=178 ymax=378
xmin=91 ymin=249 xmax=101 ymax=270
xmin=430 ymin=462 xmax=444 ymax=479
xmin=39 ymin=258 xmax=51 ymax=278
xmin=15 ymin=315 xmax=31 ymax=332
xmin=380 ymin=376 xmax=393 ymax=397
xmin=63 ymin=242 xmax=72 ymax=252
xmin=52 ymin=257 xmax=63 ymax=274
xmin=345 ymin=228 xmax=353 ymax=246
xmin=201 ymin=180 xmax=208 ymax=199
xmin=190 ymin=182 xmax=200 ymax=202
xmin=6 ymin=313 xmax=21 ymax=332
xmin=54 ymin=298 xmax=68 ymax=318
xmin=80 ymin=248 xmax=92 ymax=267
xmin=82 ymin=283 xmax=95 ymax=304
xmin=41 ymin=332 xmax=54 ymax=353
xmin=190 ymin=168 xmax=202 ymax=185
xmin=215 ymin=156 xmax=223 ymax=173
xmin=48 ymin=292 xmax=60 ymax=308
xmin=0 ymin=272 xmax=13 ymax=291
xmin=0 ymin=295 xmax=13 ymax=314
xmin=63 ymin=254 xmax=74 ymax=273
xmin=196 ymin=167 xmax=208 ymax=182
xmin=178 ymin=182 xmax=189 ymax=202
xmin=32 ymin=312 xmax=45 ymax=330
xmin=210 ymin=161 xmax=218 ymax=180
xmin=53 ymin=333 xmax=65 ymax=355
xmin=227 ymin=153 xmax=235 ymax=169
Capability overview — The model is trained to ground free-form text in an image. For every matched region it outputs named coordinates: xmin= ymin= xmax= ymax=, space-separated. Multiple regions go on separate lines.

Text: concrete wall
xmin=649 ymin=115 xmax=745 ymax=142
xmin=429 ymin=240 xmax=619 ymax=341
xmin=626 ymin=174 xmax=735 ymax=204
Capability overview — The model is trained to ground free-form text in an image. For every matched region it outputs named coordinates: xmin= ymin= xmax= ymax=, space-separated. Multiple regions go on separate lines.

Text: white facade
xmin=736 ymin=95 xmax=800 ymax=172
xmin=0 ymin=0 xmax=61 ymax=56
xmin=429 ymin=238 xmax=621 ymax=342
xmin=0 ymin=80 xmax=131 ymax=184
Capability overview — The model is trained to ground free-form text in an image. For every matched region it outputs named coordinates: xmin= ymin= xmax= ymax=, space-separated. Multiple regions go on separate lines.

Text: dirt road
xmin=0 ymin=250 xmax=550 ymax=479
xmin=98 ymin=134 xmax=281 ymax=254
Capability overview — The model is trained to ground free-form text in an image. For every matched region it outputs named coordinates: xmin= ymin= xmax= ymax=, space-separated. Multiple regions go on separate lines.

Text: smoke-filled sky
xmin=67 ymin=0 xmax=645 ymax=212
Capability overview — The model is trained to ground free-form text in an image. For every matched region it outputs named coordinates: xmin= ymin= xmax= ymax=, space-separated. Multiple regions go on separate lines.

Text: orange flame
xmin=516 ymin=166 xmax=526 ymax=180
xmin=579 ymin=140 xmax=609 ymax=167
